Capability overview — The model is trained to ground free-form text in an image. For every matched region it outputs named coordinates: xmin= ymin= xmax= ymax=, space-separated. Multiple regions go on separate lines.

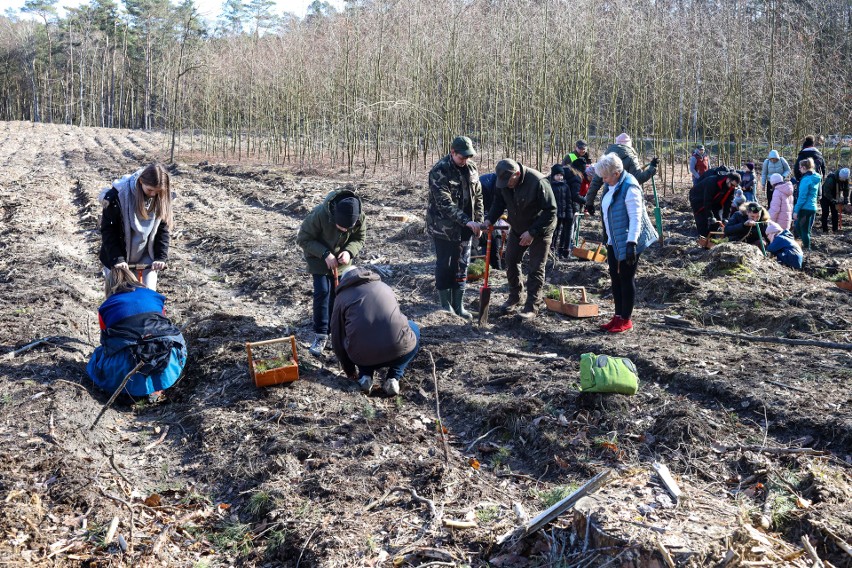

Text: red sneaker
xmin=608 ymin=318 xmax=634 ymax=333
xmin=599 ymin=316 xmax=621 ymax=331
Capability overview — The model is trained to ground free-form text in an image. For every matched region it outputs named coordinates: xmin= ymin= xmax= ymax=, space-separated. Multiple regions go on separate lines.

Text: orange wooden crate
xmin=544 ymin=286 xmax=599 ymax=318
xmin=572 ymin=239 xmax=606 ymax=263
xmin=246 ymin=336 xmax=299 ymax=387
xmin=837 ymin=269 xmax=852 ymax=292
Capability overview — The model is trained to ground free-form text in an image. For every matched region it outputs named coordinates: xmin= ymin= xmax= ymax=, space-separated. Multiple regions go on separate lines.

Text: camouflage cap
xmin=495 ymin=159 xmax=520 ymax=189
xmin=451 ymin=136 xmax=476 ymax=157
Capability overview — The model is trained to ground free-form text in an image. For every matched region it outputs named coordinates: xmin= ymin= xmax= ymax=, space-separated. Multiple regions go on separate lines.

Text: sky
xmin=1 ymin=0 xmax=345 ymax=21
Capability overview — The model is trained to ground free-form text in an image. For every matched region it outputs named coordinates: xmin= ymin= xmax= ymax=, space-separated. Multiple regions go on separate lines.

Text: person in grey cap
xmin=425 ymin=136 xmax=484 ymax=319
xmin=297 ymin=187 xmax=367 ymax=356
xmin=484 ymin=159 xmax=557 ymax=319
xmin=689 ymin=145 xmax=709 ymax=183
xmin=562 ymin=139 xmax=593 ymax=173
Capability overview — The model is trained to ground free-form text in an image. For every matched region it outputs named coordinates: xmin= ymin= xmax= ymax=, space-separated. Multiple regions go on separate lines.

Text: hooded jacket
xmin=794 ymin=147 xmax=826 ymax=181
xmin=761 ymin=151 xmax=791 ymax=185
xmin=585 ymin=143 xmax=657 ymax=210
xmin=768 ymin=180 xmax=794 ymax=229
xmin=724 ymin=205 xmax=768 ymax=245
xmin=98 ymin=170 xmax=170 ymax=269
xmin=822 ymin=171 xmax=850 ymax=204
xmin=297 ymin=189 xmax=367 ymax=275
xmin=487 ymin=164 xmax=557 ymax=238
xmin=689 ymin=174 xmax=738 ymax=222
xmin=426 ymin=153 xmax=484 ymax=242
xmin=330 ymin=267 xmax=417 ymax=374
xmin=794 ymin=171 xmax=821 ymax=214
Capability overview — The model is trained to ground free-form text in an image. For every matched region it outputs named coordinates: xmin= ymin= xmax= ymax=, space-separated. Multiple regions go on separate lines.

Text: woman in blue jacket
xmin=793 ymin=158 xmax=821 ymax=250
xmin=595 ymin=153 xmax=659 ymax=334
xmin=87 ymin=267 xmax=186 ymax=401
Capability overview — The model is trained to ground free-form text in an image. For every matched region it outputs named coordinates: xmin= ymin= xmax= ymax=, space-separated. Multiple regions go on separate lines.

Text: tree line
xmin=1 ymin=0 xmax=850 ymax=184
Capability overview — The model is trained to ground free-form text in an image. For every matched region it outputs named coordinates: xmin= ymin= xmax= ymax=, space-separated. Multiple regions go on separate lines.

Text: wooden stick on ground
xmin=814 ymin=523 xmax=852 ymax=559
xmin=801 ymin=535 xmax=825 ymax=568
xmin=4 ymin=337 xmax=53 ymax=359
xmin=658 ymin=323 xmax=852 ymax=351
xmin=364 ymin=486 xmax=438 ymax=519
xmin=714 ymin=443 xmax=829 ymax=456
xmin=144 ymin=425 xmax=170 ymax=452
xmin=497 ymin=469 xmax=612 ymax=545
xmin=90 ymin=361 xmax=144 ymax=430
xmin=426 ymin=350 xmax=450 ymax=465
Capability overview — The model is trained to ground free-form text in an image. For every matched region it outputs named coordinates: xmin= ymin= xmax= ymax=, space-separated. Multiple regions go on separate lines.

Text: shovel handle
xmin=482 ymin=225 xmax=493 ymax=287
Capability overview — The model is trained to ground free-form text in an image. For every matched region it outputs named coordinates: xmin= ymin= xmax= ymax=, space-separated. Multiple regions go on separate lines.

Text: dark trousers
xmin=690 ymin=201 xmax=717 ymax=237
xmin=504 ymin=231 xmax=552 ymax=307
xmin=433 ymin=237 xmax=472 ymax=290
xmin=606 ymin=245 xmax=639 ymax=321
xmin=357 ymin=321 xmax=420 ymax=380
xmin=556 ymin=216 xmax=575 ymax=254
xmin=820 ymin=197 xmax=839 ymax=232
xmin=312 ymin=273 xmax=337 ymax=335
xmin=766 ymin=183 xmax=774 ymax=206
xmin=796 ymin=210 xmax=816 ymax=249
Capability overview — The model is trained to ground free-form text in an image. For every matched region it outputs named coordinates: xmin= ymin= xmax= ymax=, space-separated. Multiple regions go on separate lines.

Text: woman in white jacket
xmin=761 ymin=150 xmax=791 ymax=204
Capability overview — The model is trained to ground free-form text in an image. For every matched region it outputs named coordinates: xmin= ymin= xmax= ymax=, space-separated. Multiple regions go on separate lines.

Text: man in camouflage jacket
xmin=425 ymin=136 xmax=484 ymax=319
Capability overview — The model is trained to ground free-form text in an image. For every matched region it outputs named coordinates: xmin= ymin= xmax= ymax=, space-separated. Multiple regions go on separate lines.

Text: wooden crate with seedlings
xmin=572 ymin=239 xmax=607 ymax=262
xmin=246 ymin=336 xmax=299 ymax=387
xmin=544 ymin=286 xmax=599 ymax=318
xmin=698 ymin=231 xmax=725 ymax=249
xmin=837 ymin=269 xmax=852 ymax=292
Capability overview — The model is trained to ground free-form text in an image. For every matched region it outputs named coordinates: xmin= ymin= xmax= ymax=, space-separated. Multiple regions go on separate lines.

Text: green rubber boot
xmin=438 ymin=289 xmax=456 ymax=314
xmin=451 ymin=288 xmax=473 ymax=320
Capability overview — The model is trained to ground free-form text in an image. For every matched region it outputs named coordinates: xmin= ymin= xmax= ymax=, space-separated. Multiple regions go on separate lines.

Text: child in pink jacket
xmin=768 ymin=173 xmax=794 ymax=230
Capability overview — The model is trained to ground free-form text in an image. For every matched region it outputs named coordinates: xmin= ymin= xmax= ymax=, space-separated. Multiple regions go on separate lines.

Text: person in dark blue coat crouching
xmin=87 ymin=266 xmax=186 ymax=402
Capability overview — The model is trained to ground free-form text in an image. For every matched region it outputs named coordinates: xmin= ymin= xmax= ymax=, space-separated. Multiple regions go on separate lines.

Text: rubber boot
xmin=451 ymin=288 xmax=472 ymax=320
xmin=438 ymin=289 xmax=456 ymax=314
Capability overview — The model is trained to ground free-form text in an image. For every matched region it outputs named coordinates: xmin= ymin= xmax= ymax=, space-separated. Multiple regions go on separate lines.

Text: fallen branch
xmin=426 ymin=350 xmax=450 ymax=465
xmin=497 ymin=469 xmax=612 ymax=545
xmin=801 ymin=535 xmax=825 ymax=568
xmin=465 ymin=426 xmax=503 ymax=454
xmin=491 ymin=349 xmax=564 ymax=360
xmin=442 ymin=518 xmax=477 ymax=529
xmin=656 ymin=536 xmax=676 ymax=568
xmin=90 ymin=361 xmax=144 ymax=430
xmin=5 ymin=337 xmax=53 ymax=359
xmin=713 ymin=443 xmax=829 ymax=456
xmin=364 ymin=486 xmax=438 ymax=519
xmin=109 ymin=451 xmax=132 ymax=487
xmin=766 ymin=380 xmax=808 ymax=394
xmin=150 ymin=508 xmax=211 ymax=559
xmin=658 ymin=323 xmax=852 ymax=351
xmin=814 ymin=523 xmax=852 ymax=559
xmin=144 ymin=425 xmax=170 ymax=452
xmin=652 ymin=462 xmax=682 ymax=502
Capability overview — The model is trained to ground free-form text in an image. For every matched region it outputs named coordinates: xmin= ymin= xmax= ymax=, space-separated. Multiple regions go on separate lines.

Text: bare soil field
xmin=0 ymin=121 xmax=850 ymax=567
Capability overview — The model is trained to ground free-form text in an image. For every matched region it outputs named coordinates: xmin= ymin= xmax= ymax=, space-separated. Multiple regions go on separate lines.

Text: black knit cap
xmin=334 ymin=197 xmax=360 ymax=229
xmin=550 ymin=163 xmax=564 ymax=177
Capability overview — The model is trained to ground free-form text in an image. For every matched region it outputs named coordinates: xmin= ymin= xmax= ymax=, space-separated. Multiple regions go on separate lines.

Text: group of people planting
xmin=688 ymin=135 xmax=850 ymax=267
xmin=86 ymin=132 xmax=849 ymax=400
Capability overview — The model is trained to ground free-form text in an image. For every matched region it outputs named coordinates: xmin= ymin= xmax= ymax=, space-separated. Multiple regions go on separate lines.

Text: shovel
xmin=755 ymin=222 xmax=767 ymax=257
xmin=838 ymin=203 xmax=843 ymax=231
xmin=478 ymin=225 xmax=494 ymax=325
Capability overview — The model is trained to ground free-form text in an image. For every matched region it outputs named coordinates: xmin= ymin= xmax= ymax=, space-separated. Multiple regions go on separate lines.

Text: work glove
xmin=650 ymin=157 xmax=660 ymax=168
xmin=625 ymin=242 xmax=637 ymax=265
xmin=586 ymin=203 xmax=596 ymax=216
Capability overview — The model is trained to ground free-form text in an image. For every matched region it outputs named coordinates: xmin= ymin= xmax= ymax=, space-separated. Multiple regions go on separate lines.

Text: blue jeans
xmin=358 ymin=321 xmax=420 ymax=380
xmin=312 ymin=273 xmax=337 ymax=335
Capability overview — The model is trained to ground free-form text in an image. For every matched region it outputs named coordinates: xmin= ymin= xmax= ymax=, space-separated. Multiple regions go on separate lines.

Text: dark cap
xmin=576 ymin=139 xmax=588 ymax=148
xmin=334 ymin=197 xmax=360 ymax=229
xmin=495 ymin=159 xmax=520 ymax=189
xmin=451 ymin=136 xmax=476 ymax=157
xmin=745 ymin=161 xmax=755 ymax=170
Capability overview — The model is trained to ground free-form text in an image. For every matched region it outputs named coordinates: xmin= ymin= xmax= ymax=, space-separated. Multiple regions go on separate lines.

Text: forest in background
xmin=0 ymin=0 xmax=850 ymax=181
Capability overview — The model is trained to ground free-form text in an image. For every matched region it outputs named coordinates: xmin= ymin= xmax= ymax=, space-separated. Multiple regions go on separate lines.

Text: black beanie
xmin=550 ymin=164 xmax=564 ymax=177
xmin=334 ymin=197 xmax=360 ymax=228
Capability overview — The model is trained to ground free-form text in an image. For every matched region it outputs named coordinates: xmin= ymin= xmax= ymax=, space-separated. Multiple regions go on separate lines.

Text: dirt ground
xmin=0 ymin=121 xmax=850 ymax=568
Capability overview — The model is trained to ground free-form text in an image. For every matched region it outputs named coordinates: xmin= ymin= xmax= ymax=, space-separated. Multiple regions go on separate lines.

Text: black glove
xmin=586 ymin=203 xmax=596 ymax=216
xmin=625 ymin=242 xmax=637 ymax=265
xmin=650 ymin=157 xmax=660 ymax=168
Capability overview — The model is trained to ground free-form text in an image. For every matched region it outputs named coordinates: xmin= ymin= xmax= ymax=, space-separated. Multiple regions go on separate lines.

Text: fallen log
xmin=658 ymin=323 xmax=852 ymax=351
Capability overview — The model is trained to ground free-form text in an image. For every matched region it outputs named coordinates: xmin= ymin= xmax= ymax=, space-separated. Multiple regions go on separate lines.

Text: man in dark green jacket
xmin=297 ymin=188 xmax=367 ymax=356
xmin=426 ymin=136 xmax=484 ymax=319
xmin=485 ymin=159 xmax=557 ymax=319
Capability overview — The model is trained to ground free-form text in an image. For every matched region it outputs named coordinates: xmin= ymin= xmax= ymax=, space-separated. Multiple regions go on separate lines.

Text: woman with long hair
xmin=99 ymin=163 xmax=174 ymax=290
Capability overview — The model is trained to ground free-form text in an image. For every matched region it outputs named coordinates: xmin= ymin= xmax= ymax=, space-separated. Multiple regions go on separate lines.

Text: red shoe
xmin=599 ymin=316 xmax=621 ymax=331
xmin=608 ymin=318 xmax=634 ymax=333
